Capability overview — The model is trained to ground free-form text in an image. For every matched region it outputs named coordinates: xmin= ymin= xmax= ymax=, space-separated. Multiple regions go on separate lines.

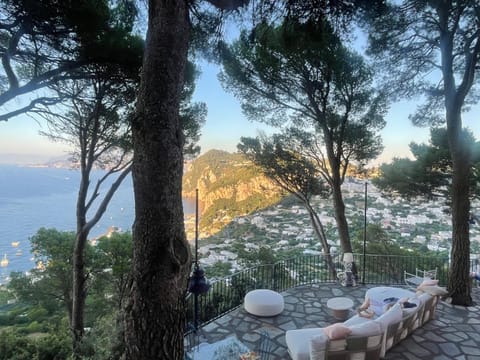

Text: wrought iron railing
xmin=186 ymin=253 xmax=453 ymax=333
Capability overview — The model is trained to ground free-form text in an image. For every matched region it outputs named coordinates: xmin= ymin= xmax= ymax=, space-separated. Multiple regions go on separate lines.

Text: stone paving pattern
xmin=187 ymin=283 xmax=480 ymax=360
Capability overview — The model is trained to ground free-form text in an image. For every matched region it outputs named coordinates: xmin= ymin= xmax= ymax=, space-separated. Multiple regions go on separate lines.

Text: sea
xmin=0 ymin=164 xmax=196 ymax=285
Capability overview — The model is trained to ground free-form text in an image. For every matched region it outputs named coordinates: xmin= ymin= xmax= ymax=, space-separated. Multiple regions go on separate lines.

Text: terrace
xmin=185 ymin=255 xmax=480 ymax=359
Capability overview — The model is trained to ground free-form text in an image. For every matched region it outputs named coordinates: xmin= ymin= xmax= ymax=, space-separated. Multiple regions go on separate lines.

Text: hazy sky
xmin=1 ymin=59 xmax=479 ymax=166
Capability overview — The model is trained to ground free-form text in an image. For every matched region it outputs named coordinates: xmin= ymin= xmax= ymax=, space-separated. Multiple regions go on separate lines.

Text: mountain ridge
xmin=182 ymin=149 xmax=283 ymax=235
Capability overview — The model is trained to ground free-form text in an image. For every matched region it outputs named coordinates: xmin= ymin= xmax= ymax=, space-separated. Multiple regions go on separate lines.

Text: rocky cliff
xmin=183 ymin=149 xmax=282 ymax=235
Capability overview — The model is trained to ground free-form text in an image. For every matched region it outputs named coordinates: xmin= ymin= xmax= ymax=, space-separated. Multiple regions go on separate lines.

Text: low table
xmin=327 ymin=297 xmax=354 ymax=320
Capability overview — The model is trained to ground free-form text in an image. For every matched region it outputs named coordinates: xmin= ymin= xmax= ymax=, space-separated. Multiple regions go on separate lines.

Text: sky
xmin=1 ymin=60 xmax=480 ymax=166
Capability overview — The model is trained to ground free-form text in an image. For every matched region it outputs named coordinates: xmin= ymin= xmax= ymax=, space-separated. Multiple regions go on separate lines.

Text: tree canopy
xmin=0 ymin=0 xmax=143 ymax=121
xmin=221 ymin=18 xmax=386 ymax=259
xmin=364 ymin=0 xmax=480 ymax=305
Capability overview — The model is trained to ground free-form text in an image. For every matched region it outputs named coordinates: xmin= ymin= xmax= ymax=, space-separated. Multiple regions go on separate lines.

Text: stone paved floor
xmin=187 ymin=283 xmax=480 ymax=360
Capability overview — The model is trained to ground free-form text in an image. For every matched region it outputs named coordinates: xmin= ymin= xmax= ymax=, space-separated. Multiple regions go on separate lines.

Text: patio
xmin=187 ymin=284 xmax=480 ymax=359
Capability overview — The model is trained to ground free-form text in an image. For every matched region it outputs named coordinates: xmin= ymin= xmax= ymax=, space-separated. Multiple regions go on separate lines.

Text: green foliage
xmin=207 ymin=261 xmax=232 ymax=278
xmin=0 ymin=0 xmax=143 ymax=120
xmin=238 ymin=133 xmax=329 ymax=201
xmin=3 ymin=227 xmax=133 ymax=356
xmin=374 ymin=128 xmax=480 ymax=201
xmin=220 ymin=19 xmax=386 ymax=165
xmin=91 ymin=232 xmax=132 ymax=311
xmin=181 ymin=61 xmax=207 ymax=159
xmin=83 ymin=312 xmax=125 ymax=360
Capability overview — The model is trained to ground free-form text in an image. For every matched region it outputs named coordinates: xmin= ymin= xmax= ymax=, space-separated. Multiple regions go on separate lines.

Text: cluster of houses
xmin=190 ymin=178 xmax=480 ymax=274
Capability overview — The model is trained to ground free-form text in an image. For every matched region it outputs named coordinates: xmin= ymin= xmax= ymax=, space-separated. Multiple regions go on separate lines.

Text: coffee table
xmin=326 ymin=297 xmax=354 ymax=320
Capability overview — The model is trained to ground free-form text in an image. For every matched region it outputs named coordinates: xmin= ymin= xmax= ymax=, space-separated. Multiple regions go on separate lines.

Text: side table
xmin=326 ymin=297 xmax=354 ymax=320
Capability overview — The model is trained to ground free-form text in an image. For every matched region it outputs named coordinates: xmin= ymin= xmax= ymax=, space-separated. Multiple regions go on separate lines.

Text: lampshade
xmin=343 ymin=252 xmax=354 ymax=263
xmin=188 ymin=267 xmax=211 ymax=295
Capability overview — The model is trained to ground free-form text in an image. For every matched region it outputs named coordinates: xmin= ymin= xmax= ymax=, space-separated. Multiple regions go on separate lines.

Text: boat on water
xmin=15 ymin=250 xmax=23 ymax=256
xmin=11 ymin=241 xmax=20 ymax=247
xmin=0 ymin=254 xmax=8 ymax=267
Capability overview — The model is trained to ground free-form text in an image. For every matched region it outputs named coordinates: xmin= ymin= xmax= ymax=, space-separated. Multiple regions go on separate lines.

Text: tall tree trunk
xmin=304 ymin=201 xmax=336 ymax=277
xmin=331 ymin=178 xmax=352 ymax=253
xmin=71 ymin=230 xmax=88 ymax=359
xmin=439 ymin=13 xmax=473 ymax=305
xmin=124 ymin=1 xmax=192 ymax=359
xmin=71 ymin=162 xmax=91 ymax=358
xmin=447 ymin=113 xmax=472 ymax=306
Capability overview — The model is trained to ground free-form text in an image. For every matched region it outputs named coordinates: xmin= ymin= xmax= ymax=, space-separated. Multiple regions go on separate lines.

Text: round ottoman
xmin=244 ymin=289 xmax=284 ymax=317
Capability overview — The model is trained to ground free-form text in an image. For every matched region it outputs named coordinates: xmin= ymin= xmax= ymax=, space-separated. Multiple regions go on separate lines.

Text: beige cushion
xmin=418 ymin=285 xmax=448 ymax=296
xmin=417 ymin=279 xmax=439 ymax=288
xmin=323 ymin=323 xmax=352 ymax=340
xmin=309 ymin=333 xmax=328 ymax=360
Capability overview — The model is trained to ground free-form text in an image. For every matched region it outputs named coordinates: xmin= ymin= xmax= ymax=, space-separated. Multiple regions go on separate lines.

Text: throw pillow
xmin=418 ymin=285 xmax=448 ymax=296
xmin=374 ymin=303 xmax=402 ymax=331
xmin=417 ymin=279 xmax=439 ymax=289
xmin=309 ymin=333 xmax=328 ymax=360
xmin=323 ymin=323 xmax=352 ymax=340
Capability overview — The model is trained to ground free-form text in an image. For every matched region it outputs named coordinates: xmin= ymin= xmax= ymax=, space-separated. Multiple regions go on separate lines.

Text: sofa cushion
xmin=401 ymin=297 xmax=421 ymax=316
xmin=323 ymin=323 xmax=352 ymax=340
xmin=286 ymin=328 xmax=324 ymax=360
xmin=350 ymin=320 xmax=383 ymax=337
xmin=374 ymin=303 xmax=402 ymax=332
xmin=417 ymin=279 xmax=439 ymax=288
xmin=309 ymin=333 xmax=328 ymax=360
xmin=344 ymin=314 xmax=372 ymax=327
xmin=418 ymin=285 xmax=448 ymax=296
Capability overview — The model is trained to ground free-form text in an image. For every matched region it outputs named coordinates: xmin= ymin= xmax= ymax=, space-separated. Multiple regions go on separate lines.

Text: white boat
xmin=0 ymin=254 xmax=8 ymax=267
xmin=11 ymin=241 xmax=20 ymax=247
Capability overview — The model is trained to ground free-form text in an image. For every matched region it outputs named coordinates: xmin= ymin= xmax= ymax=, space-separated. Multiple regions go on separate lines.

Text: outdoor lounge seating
xmin=285 ymin=284 xmax=444 ymax=360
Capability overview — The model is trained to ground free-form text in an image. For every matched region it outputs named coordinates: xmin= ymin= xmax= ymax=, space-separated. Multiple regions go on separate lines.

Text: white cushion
xmin=349 ymin=320 xmax=383 ymax=337
xmin=286 ymin=328 xmax=324 ymax=360
xmin=374 ymin=303 xmax=402 ymax=332
xmin=401 ymin=297 xmax=420 ymax=316
xmin=344 ymin=315 xmax=372 ymax=327
xmin=417 ymin=292 xmax=432 ymax=304
xmin=309 ymin=333 xmax=328 ymax=360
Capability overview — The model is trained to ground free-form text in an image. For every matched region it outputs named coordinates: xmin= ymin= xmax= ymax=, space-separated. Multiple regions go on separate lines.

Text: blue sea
xmin=0 ymin=165 xmax=195 ymax=285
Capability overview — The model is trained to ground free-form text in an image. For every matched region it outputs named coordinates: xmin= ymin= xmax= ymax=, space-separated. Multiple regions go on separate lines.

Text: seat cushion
xmin=286 ymin=328 xmax=325 ymax=360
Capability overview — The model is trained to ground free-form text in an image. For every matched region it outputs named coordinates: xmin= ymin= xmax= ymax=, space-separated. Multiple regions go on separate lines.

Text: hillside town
xmin=191 ymin=178 xmax=480 ymax=275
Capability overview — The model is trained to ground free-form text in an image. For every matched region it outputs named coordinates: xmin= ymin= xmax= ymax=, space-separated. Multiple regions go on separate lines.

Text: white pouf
xmin=244 ymin=289 xmax=284 ymax=317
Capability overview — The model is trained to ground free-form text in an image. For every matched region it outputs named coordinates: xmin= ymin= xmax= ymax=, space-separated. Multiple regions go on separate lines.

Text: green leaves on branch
xmin=374 ymin=127 xmax=480 ymax=200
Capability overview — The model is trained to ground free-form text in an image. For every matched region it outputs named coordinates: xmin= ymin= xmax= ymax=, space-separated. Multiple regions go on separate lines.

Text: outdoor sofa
xmin=285 ymin=283 xmax=445 ymax=360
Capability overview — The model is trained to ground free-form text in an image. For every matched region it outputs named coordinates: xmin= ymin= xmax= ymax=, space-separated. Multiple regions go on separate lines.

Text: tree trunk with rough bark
xmin=71 ymin=230 xmax=88 ymax=359
xmin=331 ymin=178 xmax=352 ymax=253
xmin=447 ymin=112 xmax=472 ymax=306
xmin=123 ymin=1 xmax=192 ymax=359
xmin=304 ymin=201 xmax=336 ymax=277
